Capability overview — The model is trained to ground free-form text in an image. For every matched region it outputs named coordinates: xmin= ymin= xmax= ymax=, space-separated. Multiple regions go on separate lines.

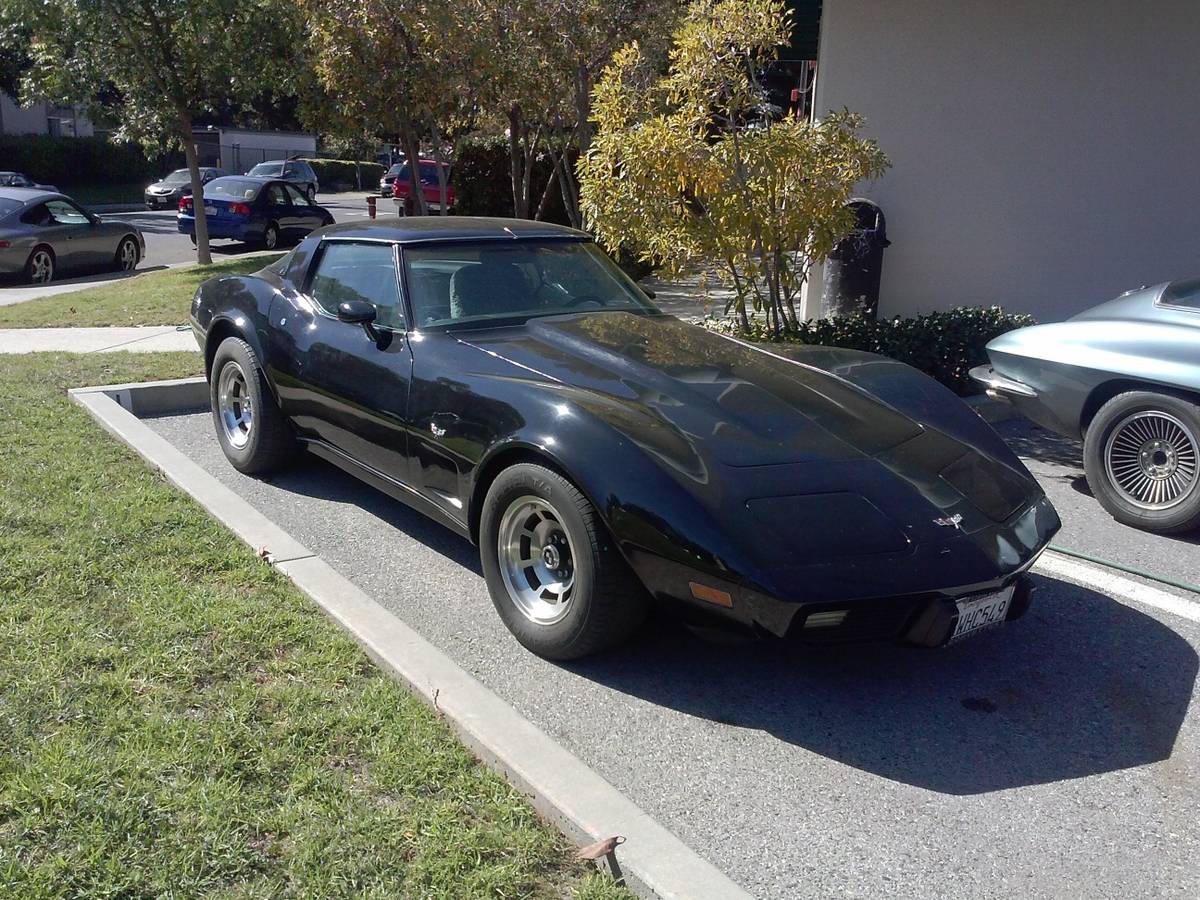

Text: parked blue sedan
xmin=177 ymin=176 xmax=333 ymax=250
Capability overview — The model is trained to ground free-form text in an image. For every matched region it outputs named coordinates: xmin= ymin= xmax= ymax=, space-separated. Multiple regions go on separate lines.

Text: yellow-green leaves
xmin=580 ymin=0 xmax=890 ymax=334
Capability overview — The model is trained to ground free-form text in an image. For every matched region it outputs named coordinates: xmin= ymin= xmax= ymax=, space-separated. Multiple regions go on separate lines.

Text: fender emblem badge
xmin=933 ymin=513 xmax=964 ymax=529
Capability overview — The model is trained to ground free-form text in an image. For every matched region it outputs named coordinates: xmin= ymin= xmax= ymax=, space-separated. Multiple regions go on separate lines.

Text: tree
xmin=580 ymin=0 xmax=890 ymax=333
xmin=17 ymin=0 xmax=301 ymax=264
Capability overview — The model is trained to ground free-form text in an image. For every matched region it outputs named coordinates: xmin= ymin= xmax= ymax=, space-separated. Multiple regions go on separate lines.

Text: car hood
xmin=457 ymin=312 xmax=1042 ymax=526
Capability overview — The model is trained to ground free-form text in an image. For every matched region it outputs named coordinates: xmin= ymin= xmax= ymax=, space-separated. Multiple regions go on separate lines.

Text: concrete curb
xmin=86 ymin=202 xmax=144 ymax=214
xmin=69 ymin=377 xmax=752 ymax=900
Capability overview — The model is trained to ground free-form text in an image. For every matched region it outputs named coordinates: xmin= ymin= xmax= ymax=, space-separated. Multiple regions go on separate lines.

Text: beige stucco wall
xmin=810 ymin=0 xmax=1200 ymax=322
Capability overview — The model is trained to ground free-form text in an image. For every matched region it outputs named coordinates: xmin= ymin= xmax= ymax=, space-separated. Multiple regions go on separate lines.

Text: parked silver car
xmin=245 ymin=160 xmax=319 ymax=200
xmin=145 ymin=167 xmax=226 ymax=209
xmin=972 ymin=279 xmax=1200 ymax=533
xmin=0 ymin=188 xmax=144 ymax=284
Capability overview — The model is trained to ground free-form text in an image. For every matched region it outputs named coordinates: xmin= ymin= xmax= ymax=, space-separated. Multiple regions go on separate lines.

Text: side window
xmin=308 ymin=242 xmax=404 ymax=330
xmin=419 ymin=163 xmax=438 ymax=184
xmin=283 ymin=183 xmax=308 ymax=206
xmin=44 ymin=200 xmax=90 ymax=225
xmin=20 ymin=203 xmax=53 ymax=227
xmin=265 ymin=184 xmax=290 ymax=207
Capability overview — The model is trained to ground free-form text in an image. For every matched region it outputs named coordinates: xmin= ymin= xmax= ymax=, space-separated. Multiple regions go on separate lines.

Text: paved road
xmin=0 ymin=192 xmax=384 ymax=305
xmin=145 ymin=408 xmax=1200 ymax=900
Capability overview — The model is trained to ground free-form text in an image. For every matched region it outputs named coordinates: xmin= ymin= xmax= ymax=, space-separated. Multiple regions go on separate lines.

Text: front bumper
xmin=969 ymin=364 xmax=1037 ymax=400
xmin=627 ymin=493 xmax=1059 ymax=646
xmin=145 ymin=191 xmax=181 ymax=208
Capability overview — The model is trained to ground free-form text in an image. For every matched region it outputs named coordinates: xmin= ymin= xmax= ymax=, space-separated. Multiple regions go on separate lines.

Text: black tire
xmin=24 ymin=245 xmax=54 ymax=284
xmin=189 ymin=233 xmax=197 ymax=246
xmin=261 ymin=222 xmax=279 ymax=251
xmin=1083 ymin=390 xmax=1200 ymax=533
xmin=209 ymin=337 xmax=296 ymax=475
xmin=112 ymin=235 xmax=139 ymax=272
xmin=479 ymin=463 xmax=647 ymax=660
xmin=306 ymin=185 xmax=316 ymax=202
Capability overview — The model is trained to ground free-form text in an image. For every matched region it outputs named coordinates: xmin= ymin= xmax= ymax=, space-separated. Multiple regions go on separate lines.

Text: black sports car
xmin=190 ymin=217 xmax=1060 ymax=659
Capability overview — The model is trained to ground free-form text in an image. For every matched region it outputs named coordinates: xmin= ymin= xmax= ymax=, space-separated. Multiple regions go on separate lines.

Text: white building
xmin=194 ymin=127 xmax=317 ymax=173
xmin=801 ymin=0 xmax=1200 ymax=323
xmin=0 ymin=94 xmax=94 ymax=137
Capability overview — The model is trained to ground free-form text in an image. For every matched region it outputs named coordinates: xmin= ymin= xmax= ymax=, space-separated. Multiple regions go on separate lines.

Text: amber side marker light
xmin=689 ymin=581 xmax=734 ymax=608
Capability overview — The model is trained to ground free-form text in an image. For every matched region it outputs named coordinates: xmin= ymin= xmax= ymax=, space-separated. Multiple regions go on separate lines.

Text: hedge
xmin=452 ymin=135 xmax=569 ymax=224
xmin=298 ymin=157 xmax=385 ymax=192
xmin=0 ymin=135 xmax=159 ymax=187
xmin=706 ymin=306 xmax=1035 ymax=396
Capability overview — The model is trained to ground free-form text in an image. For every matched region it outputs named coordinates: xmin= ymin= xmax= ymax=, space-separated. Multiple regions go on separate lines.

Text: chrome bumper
xmin=969 ymin=365 xmax=1037 ymax=399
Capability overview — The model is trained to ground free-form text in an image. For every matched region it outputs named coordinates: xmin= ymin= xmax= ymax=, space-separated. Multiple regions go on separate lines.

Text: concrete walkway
xmin=0 ymin=326 xmax=197 ymax=354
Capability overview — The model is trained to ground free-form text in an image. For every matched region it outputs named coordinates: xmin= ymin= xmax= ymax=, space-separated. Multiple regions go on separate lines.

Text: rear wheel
xmin=261 ymin=222 xmax=279 ymax=250
xmin=480 ymin=463 xmax=646 ymax=659
xmin=113 ymin=236 xmax=139 ymax=272
xmin=306 ymin=185 xmax=316 ymax=202
xmin=24 ymin=246 xmax=54 ymax=284
xmin=209 ymin=337 xmax=296 ymax=475
xmin=1084 ymin=391 xmax=1200 ymax=533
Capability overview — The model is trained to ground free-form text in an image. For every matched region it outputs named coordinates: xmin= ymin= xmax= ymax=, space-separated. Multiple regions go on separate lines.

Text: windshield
xmin=248 ymin=163 xmax=284 ymax=177
xmin=1160 ymin=278 xmax=1200 ymax=311
xmin=162 ymin=169 xmax=190 ymax=184
xmin=204 ymin=177 xmax=262 ymax=200
xmin=404 ymin=240 xmax=656 ymax=328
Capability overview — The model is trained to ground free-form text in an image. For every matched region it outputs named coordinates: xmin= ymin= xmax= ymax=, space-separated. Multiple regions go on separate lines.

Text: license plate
xmin=950 ymin=587 xmax=1013 ymax=642
xmin=204 ymin=205 xmax=217 ymax=216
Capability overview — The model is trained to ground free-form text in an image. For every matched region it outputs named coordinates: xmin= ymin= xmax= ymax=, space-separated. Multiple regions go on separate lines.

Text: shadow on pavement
xmin=566 ymin=574 xmax=1197 ymax=795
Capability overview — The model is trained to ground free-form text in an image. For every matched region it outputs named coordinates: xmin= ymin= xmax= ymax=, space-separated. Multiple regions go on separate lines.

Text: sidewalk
xmin=0 ymin=326 xmax=198 ymax=354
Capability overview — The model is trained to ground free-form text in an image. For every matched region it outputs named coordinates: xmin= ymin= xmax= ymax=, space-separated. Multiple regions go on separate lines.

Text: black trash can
xmin=821 ymin=199 xmax=890 ymax=318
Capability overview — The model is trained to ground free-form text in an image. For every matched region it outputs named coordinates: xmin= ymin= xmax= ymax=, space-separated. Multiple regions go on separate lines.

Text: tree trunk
xmin=179 ymin=112 xmax=211 ymax=265
xmin=533 ymin=165 xmax=559 ymax=221
xmin=399 ymin=119 xmax=426 ymax=216
xmin=429 ymin=122 xmax=450 ymax=216
xmin=555 ymin=151 xmax=582 ymax=229
xmin=507 ymin=105 xmax=528 ymax=218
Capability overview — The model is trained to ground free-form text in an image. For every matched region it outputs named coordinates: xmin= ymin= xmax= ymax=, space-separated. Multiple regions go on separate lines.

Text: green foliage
xmin=706 ymin=306 xmax=1036 ymax=395
xmin=581 ymin=0 xmax=889 ymax=335
xmin=453 ymin=134 xmax=569 ymax=222
xmin=0 ymin=352 xmax=635 ymax=899
xmin=0 ymin=135 xmax=159 ymax=187
xmin=298 ymin=157 xmax=385 ymax=191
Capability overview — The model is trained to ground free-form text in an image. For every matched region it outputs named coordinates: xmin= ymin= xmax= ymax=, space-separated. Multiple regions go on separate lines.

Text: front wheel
xmin=306 ymin=185 xmax=316 ymax=202
xmin=1084 ymin=391 xmax=1200 ymax=533
xmin=113 ymin=236 xmax=139 ymax=272
xmin=209 ymin=337 xmax=296 ymax=475
xmin=480 ymin=463 xmax=647 ymax=659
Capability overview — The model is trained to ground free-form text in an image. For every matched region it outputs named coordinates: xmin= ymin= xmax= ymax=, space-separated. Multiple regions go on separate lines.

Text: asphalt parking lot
xmin=144 ymin=407 xmax=1200 ymax=899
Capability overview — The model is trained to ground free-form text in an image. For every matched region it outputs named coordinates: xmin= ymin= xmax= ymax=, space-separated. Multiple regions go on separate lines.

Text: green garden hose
xmin=1047 ymin=543 xmax=1200 ymax=596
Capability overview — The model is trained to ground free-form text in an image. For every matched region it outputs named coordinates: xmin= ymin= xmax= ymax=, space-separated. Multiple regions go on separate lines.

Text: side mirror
xmin=337 ymin=299 xmax=379 ymax=341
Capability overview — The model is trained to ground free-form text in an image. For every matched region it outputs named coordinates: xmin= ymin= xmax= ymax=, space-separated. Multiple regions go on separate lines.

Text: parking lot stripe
xmin=1037 ymin=551 xmax=1200 ymax=624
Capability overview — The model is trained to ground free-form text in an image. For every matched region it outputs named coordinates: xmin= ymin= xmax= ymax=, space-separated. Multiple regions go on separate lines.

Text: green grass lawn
xmin=0 ymin=255 xmax=283 ymax=329
xmin=0 ymin=352 xmax=631 ymax=899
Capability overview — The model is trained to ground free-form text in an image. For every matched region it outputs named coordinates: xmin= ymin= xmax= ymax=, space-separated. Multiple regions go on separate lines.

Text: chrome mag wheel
xmin=217 ymin=361 xmax=254 ymax=450
xmin=28 ymin=249 xmax=53 ymax=283
xmin=118 ymin=238 xmax=137 ymax=270
xmin=1105 ymin=410 xmax=1198 ymax=510
xmin=497 ymin=495 xmax=576 ymax=625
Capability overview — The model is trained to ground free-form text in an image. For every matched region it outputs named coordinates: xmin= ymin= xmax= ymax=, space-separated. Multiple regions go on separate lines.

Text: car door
xmin=283 ymin=183 xmax=323 ymax=237
xmin=37 ymin=199 xmax=105 ymax=271
xmin=267 ymin=239 xmax=414 ymax=481
xmin=262 ymin=182 xmax=301 ymax=240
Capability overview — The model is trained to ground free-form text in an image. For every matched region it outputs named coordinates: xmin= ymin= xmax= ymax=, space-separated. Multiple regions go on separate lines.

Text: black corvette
xmin=190 ymin=217 xmax=1060 ymax=659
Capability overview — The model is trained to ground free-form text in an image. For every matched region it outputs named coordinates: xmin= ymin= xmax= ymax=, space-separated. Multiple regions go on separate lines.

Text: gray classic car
xmin=0 ymin=187 xmax=144 ymax=284
xmin=972 ymin=279 xmax=1199 ymax=533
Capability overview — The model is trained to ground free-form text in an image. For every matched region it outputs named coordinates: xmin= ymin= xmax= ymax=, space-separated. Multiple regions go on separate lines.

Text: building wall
xmin=811 ymin=0 xmax=1200 ymax=322
xmin=218 ymin=130 xmax=318 ymax=173
xmin=0 ymin=94 xmax=49 ymax=134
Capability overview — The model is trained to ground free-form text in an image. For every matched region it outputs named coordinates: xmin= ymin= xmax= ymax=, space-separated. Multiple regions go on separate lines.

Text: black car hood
xmin=456 ymin=312 xmax=1042 ymax=527
xmin=460 ymin=312 xmax=927 ymax=466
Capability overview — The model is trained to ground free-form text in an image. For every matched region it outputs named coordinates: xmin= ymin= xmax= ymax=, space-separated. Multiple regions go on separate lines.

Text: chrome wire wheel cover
xmin=29 ymin=249 xmax=52 ymax=283
xmin=1104 ymin=410 xmax=1198 ymax=510
xmin=217 ymin=362 xmax=253 ymax=450
xmin=118 ymin=238 xmax=137 ymax=270
xmin=497 ymin=495 xmax=576 ymax=625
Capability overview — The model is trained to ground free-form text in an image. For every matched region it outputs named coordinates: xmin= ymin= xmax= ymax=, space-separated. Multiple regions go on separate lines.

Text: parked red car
xmin=391 ymin=159 xmax=455 ymax=213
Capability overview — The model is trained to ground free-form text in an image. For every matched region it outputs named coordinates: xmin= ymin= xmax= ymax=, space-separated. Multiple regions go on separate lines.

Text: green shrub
xmin=0 ymin=135 xmax=159 ymax=187
xmin=706 ymin=306 xmax=1035 ymax=396
xmin=452 ymin=135 xmax=568 ymax=223
xmin=299 ymin=157 xmax=385 ymax=192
